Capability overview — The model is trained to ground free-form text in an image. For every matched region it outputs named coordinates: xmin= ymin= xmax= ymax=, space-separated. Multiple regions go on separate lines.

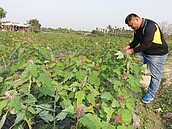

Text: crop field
xmin=0 ymin=31 xmax=171 ymax=129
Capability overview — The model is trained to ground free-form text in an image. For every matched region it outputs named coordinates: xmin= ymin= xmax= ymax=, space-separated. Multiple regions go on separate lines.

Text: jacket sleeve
xmin=129 ymin=32 xmax=140 ymax=48
xmin=133 ymin=40 xmax=152 ymax=53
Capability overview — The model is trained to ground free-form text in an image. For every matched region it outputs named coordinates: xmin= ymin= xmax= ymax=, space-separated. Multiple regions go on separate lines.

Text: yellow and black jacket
xmin=129 ymin=18 xmax=168 ymax=55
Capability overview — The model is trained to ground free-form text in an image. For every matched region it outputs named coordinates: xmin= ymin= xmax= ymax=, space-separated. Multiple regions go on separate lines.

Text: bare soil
xmin=137 ymin=56 xmax=172 ymax=129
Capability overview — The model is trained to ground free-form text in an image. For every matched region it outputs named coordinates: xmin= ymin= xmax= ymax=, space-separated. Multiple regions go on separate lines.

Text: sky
xmin=0 ymin=0 xmax=172 ymax=31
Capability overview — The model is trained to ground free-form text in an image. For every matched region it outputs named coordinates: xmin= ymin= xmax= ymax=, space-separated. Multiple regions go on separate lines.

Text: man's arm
xmin=129 ymin=33 xmax=140 ymax=48
xmin=123 ymin=33 xmax=139 ymax=54
xmin=133 ymin=40 xmax=152 ymax=53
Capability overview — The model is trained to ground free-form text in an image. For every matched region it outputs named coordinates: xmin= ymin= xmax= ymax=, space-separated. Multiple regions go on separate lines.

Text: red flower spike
xmin=118 ymin=97 xmax=124 ymax=103
xmin=4 ymin=91 xmax=15 ymax=99
xmin=28 ymin=60 xmax=34 ymax=64
xmin=115 ymin=115 xmax=122 ymax=122
xmin=77 ymin=107 xmax=83 ymax=118
xmin=29 ymin=38 xmax=33 ymax=43
xmin=79 ymin=58 xmax=83 ymax=63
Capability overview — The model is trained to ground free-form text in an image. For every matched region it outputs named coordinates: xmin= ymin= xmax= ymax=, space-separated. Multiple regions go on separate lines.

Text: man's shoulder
xmin=145 ymin=19 xmax=157 ymax=30
xmin=145 ymin=19 xmax=157 ymax=26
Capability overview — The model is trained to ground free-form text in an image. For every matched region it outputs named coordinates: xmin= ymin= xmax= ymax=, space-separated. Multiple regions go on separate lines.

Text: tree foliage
xmin=0 ymin=7 xmax=7 ymax=20
xmin=159 ymin=21 xmax=172 ymax=35
xmin=27 ymin=19 xmax=41 ymax=33
xmin=91 ymin=25 xmax=133 ymax=37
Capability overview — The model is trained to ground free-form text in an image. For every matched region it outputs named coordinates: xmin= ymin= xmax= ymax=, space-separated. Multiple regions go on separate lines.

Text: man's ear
xmin=135 ymin=17 xmax=139 ymax=22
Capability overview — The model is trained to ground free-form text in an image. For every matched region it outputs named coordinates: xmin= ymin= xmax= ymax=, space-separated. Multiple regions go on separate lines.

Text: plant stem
xmin=28 ymin=75 xmax=32 ymax=94
xmin=24 ymin=117 xmax=32 ymax=129
xmin=1 ymin=55 xmax=7 ymax=69
xmin=53 ymin=97 xmax=57 ymax=129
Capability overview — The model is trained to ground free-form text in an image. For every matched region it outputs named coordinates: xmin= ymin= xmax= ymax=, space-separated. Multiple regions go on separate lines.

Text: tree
xmin=159 ymin=21 xmax=172 ymax=35
xmin=0 ymin=7 xmax=7 ymax=21
xmin=27 ymin=19 xmax=41 ymax=33
xmin=107 ymin=25 xmax=113 ymax=35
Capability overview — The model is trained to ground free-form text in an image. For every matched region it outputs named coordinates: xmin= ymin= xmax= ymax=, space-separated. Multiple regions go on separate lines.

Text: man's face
xmin=127 ymin=17 xmax=140 ymax=30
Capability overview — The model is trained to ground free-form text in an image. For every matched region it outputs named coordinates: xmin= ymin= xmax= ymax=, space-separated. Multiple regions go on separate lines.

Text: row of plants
xmin=0 ymin=31 xmax=143 ymax=129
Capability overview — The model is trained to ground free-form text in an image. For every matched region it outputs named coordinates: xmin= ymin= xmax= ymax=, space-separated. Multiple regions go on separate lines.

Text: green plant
xmin=0 ymin=31 xmax=143 ymax=129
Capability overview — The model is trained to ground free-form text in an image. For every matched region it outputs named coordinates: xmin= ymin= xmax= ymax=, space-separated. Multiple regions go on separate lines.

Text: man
xmin=123 ymin=13 xmax=168 ymax=103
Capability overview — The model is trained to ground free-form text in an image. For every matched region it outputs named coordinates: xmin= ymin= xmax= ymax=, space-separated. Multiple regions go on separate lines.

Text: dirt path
xmin=137 ymin=56 xmax=172 ymax=129
xmin=162 ymin=56 xmax=172 ymax=87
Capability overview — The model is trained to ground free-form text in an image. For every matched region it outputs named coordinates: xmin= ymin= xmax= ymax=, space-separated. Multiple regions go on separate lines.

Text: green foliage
xmin=27 ymin=19 xmax=41 ymax=33
xmin=0 ymin=31 xmax=143 ymax=128
xmin=91 ymin=30 xmax=105 ymax=36
xmin=0 ymin=7 xmax=7 ymax=20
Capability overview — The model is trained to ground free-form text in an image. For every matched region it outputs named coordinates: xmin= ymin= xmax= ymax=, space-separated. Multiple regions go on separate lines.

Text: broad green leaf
xmin=54 ymin=69 xmax=64 ymax=77
xmin=86 ymin=85 xmax=99 ymax=96
xmin=56 ymin=83 xmax=62 ymax=92
xmin=13 ymin=75 xmax=30 ymax=89
xmin=101 ymin=92 xmax=113 ymax=101
xmin=127 ymin=75 xmax=142 ymax=92
xmin=39 ymin=86 xmax=55 ymax=97
xmin=10 ymin=97 xmax=21 ymax=110
xmin=60 ymin=90 xmax=68 ymax=96
xmin=131 ymin=85 xmax=142 ymax=92
xmin=39 ymin=110 xmax=53 ymax=123
xmin=38 ymin=73 xmax=52 ymax=86
xmin=0 ymin=45 xmax=6 ymax=52
xmin=117 ymin=126 xmax=128 ymax=129
xmin=107 ymin=78 xmax=121 ymax=90
xmin=60 ymin=99 xmax=72 ymax=108
xmin=56 ymin=112 xmax=67 ymax=121
xmin=120 ymin=109 xmax=132 ymax=124
xmin=0 ymin=77 xmax=3 ymax=82
xmin=28 ymin=106 xmax=36 ymax=114
xmin=25 ymin=94 xmax=37 ymax=104
xmin=101 ymin=121 xmax=116 ymax=129
xmin=87 ymin=71 xmax=100 ymax=86
xmin=79 ymin=113 xmax=101 ymax=129
xmin=111 ymin=99 xmax=120 ymax=108
xmin=55 ymin=96 xmax=60 ymax=102
xmin=63 ymin=71 xmax=74 ymax=83
xmin=103 ymin=107 xmax=114 ymax=118
xmin=18 ymin=83 xmax=29 ymax=94
xmin=28 ymin=64 xmax=38 ymax=77
xmin=125 ymin=98 xmax=135 ymax=107
xmin=10 ymin=61 xmax=27 ymax=74
xmin=39 ymin=48 xmax=49 ymax=59
xmin=126 ymin=103 xmax=135 ymax=111
xmin=75 ymin=69 xmax=87 ymax=82
xmin=0 ymin=67 xmax=7 ymax=74
xmin=17 ymin=62 xmax=28 ymax=70
xmin=63 ymin=105 xmax=75 ymax=114
xmin=69 ymin=81 xmax=81 ymax=89
xmin=0 ymin=100 xmax=7 ymax=116
xmin=33 ymin=44 xmax=39 ymax=50
xmin=101 ymin=102 xmax=108 ymax=108
xmin=86 ymin=94 xmax=95 ymax=106
xmin=15 ymin=111 xmax=25 ymax=124
xmin=84 ymin=106 xmax=94 ymax=113
xmin=113 ymin=67 xmax=121 ymax=76
xmin=101 ymin=65 xmax=109 ymax=71
xmin=127 ymin=125 xmax=134 ymax=129
xmin=75 ymin=91 xmax=85 ymax=105
xmin=36 ymin=104 xmax=53 ymax=113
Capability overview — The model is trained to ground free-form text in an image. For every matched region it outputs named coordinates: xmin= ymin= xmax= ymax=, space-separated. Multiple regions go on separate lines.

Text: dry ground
xmin=136 ymin=56 xmax=172 ymax=129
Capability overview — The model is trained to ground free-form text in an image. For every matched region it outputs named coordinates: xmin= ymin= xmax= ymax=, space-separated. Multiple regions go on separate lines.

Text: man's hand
xmin=123 ymin=45 xmax=130 ymax=52
xmin=126 ymin=49 xmax=134 ymax=55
